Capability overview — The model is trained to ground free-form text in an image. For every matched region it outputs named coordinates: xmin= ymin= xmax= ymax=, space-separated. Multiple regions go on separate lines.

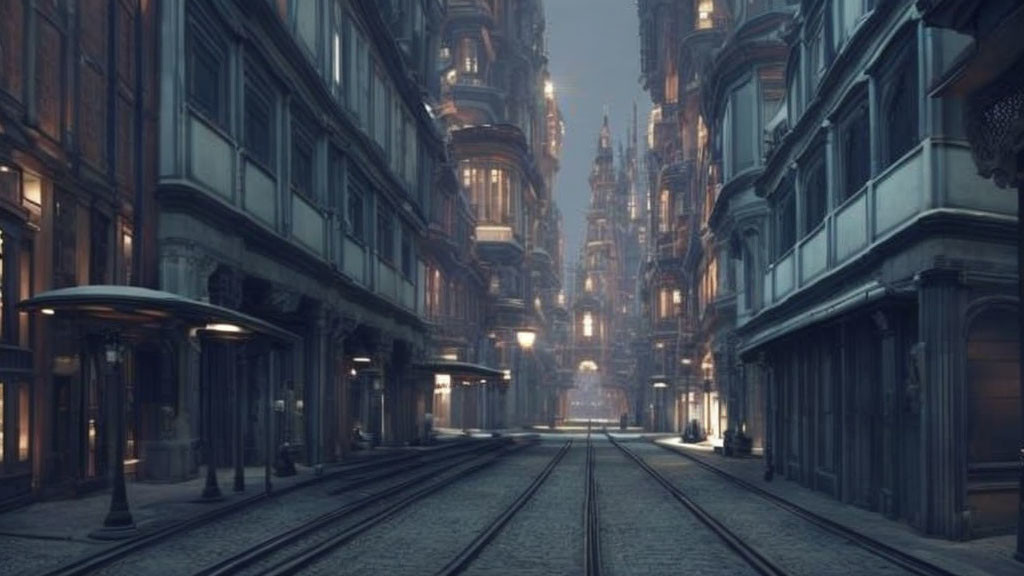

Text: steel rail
xmin=608 ymin=434 xmax=787 ymax=576
xmin=198 ymin=438 xmax=526 ymax=576
xmin=433 ymin=439 xmax=574 ymax=576
xmin=39 ymin=445 xmax=439 ymax=576
xmin=583 ymin=433 xmax=602 ymax=576
xmin=652 ymin=441 xmax=960 ymax=576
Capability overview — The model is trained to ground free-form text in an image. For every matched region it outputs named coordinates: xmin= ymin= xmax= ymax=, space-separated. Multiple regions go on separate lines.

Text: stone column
xmin=917 ymin=268 xmax=968 ymax=539
xmin=873 ymin=310 xmax=898 ymax=518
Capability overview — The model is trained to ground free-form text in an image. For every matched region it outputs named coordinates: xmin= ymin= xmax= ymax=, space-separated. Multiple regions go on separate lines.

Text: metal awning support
xmin=18 ymin=285 xmax=298 ymax=539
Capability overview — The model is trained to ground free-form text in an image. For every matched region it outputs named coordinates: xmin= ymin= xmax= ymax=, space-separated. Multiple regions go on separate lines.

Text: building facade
xmin=438 ymin=0 xmax=567 ymax=429
xmin=638 ymin=0 xmax=1019 ymax=542
xmin=151 ymin=0 xmax=452 ymax=479
xmin=0 ymin=0 xmax=159 ymax=505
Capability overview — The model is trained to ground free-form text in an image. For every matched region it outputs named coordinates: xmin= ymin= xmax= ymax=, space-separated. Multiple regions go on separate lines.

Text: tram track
xmin=583 ymin=433 xmax=601 ymax=576
xmin=651 ymin=441 xmax=958 ymax=576
xmin=432 ymin=439 xmax=573 ymax=576
xmin=41 ymin=438 xmax=510 ymax=576
xmin=606 ymin=434 xmax=786 ymax=576
xmin=199 ymin=437 xmax=538 ymax=576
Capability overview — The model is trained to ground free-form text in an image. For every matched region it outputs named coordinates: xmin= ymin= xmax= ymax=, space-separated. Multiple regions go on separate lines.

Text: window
xmin=460 ymin=38 xmax=479 ymax=74
xmin=658 ymin=288 xmax=672 ymax=319
xmin=371 ymin=67 xmax=388 ymax=150
xmin=839 ymin=103 xmax=870 ymax=201
xmin=377 ymin=206 xmax=394 ymax=263
xmin=583 ymin=312 xmax=593 ymax=337
xmin=245 ymin=81 xmax=274 ymax=169
xmin=743 ymin=234 xmax=760 ymax=312
xmin=787 ymin=55 xmax=802 ymax=121
xmin=585 ymin=276 xmax=593 ymax=292
xmin=400 ymin=231 xmax=412 ymax=278
xmin=880 ymin=41 xmax=919 ymax=169
xmin=697 ymin=0 xmax=713 ymax=29
xmin=347 ymin=172 xmax=366 ymax=241
xmin=53 ymin=190 xmax=77 ymax=289
xmin=775 ymin=180 xmax=796 ymax=258
xmin=405 ymin=118 xmax=417 ymax=187
xmin=658 ymin=189 xmax=670 ymax=233
xmin=291 ymin=113 xmax=315 ymax=199
xmin=332 ymin=5 xmax=343 ymax=88
xmin=345 ymin=20 xmax=358 ymax=109
xmin=17 ymin=383 xmax=27 ymax=461
xmin=729 ymin=80 xmax=755 ymax=175
xmin=187 ymin=17 xmax=227 ymax=127
xmin=802 ymin=154 xmax=827 ymax=234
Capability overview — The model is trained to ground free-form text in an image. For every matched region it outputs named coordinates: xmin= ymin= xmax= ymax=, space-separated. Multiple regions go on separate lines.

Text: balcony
xmin=476 ymin=225 xmax=524 ymax=262
xmin=759 ymin=140 xmax=1016 ymax=311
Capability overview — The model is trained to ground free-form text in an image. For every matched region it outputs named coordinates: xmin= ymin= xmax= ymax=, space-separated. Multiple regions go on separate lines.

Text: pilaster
xmin=916 ymin=267 xmax=968 ymax=539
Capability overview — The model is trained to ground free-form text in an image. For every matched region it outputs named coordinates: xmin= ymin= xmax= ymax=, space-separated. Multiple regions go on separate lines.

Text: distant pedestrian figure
xmin=274 ymin=442 xmax=297 ymax=477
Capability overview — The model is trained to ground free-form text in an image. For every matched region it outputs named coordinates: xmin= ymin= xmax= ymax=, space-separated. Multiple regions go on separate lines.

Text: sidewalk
xmin=0 ymin=449 xmax=404 ymax=574
xmin=654 ymin=437 xmax=1021 ymax=576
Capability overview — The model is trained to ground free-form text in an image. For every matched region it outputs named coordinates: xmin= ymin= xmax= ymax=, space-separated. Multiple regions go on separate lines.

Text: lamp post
xmin=681 ymin=358 xmax=692 ymax=434
xmin=514 ymin=329 xmax=536 ymax=427
xmin=200 ymin=332 xmax=223 ymax=502
xmin=653 ymin=381 xmax=668 ymax=432
xmin=94 ymin=335 xmax=135 ymax=538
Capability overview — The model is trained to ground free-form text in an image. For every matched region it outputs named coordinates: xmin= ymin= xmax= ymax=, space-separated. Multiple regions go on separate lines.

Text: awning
xmin=738 ymin=281 xmax=894 ymax=358
xmin=412 ymin=360 xmax=505 ymax=380
xmin=18 ymin=285 xmax=299 ymax=343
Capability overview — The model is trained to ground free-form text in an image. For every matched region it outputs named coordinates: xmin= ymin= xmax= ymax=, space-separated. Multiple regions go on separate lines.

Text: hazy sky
xmin=544 ymin=0 xmax=651 ymax=273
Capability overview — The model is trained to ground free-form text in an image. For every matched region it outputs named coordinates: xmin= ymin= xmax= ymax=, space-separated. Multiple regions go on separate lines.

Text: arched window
xmin=879 ymin=38 xmax=918 ymax=169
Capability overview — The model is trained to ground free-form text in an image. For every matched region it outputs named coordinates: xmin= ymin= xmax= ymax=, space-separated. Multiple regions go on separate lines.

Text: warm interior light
xmin=544 ymin=80 xmax=554 ymax=98
xmin=353 ymin=356 xmax=372 ymax=364
xmin=681 ymin=358 xmax=692 ymax=365
xmin=502 ymin=369 xmax=512 ymax=381
xmin=205 ymin=323 xmax=243 ymax=333
xmin=516 ymin=330 xmax=536 ymax=349
xmin=40 ymin=308 xmax=55 ymax=316
xmin=441 ymin=353 xmax=458 ymax=361
xmin=653 ymin=382 xmax=668 ymax=388
xmin=349 ymin=368 xmax=357 ymax=377
xmin=0 ymin=165 xmax=9 ymax=172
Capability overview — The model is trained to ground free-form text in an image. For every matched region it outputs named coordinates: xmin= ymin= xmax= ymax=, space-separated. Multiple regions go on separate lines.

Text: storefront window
xmin=18 ymin=383 xmax=28 ymax=461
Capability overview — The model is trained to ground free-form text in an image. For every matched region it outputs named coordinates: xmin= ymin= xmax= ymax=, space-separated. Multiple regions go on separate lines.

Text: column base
xmin=199 ymin=486 xmax=223 ymax=502
xmin=89 ymin=523 xmax=138 ymax=540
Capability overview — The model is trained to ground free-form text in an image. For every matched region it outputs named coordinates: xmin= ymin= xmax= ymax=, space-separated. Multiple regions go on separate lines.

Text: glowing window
xmin=583 ymin=312 xmax=594 ymax=337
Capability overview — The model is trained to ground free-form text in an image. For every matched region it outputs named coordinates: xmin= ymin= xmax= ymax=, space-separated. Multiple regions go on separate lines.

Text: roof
xmin=412 ymin=360 xmax=506 ymax=380
xmin=18 ymin=285 xmax=299 ymax=343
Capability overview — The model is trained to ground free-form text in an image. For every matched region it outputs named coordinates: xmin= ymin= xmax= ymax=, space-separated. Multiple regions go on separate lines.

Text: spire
xmin=598 ymin=110 xmax=611 ymax=151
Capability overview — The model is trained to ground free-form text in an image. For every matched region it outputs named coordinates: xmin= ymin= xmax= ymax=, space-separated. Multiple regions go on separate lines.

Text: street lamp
xmin=516 ymin=329 xmax=536 ymax=350
xmin=97 ymin=336 xmax=135 ymax=537
xmin=514 ymin=329 xmax=536 ymax=427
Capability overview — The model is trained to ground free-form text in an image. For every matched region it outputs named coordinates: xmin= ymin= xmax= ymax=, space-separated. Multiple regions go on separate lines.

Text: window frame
xmin=876 ymin=35 xmax=919 ymax=170
xmin=801 ymin=150 xmax=828 ymax=237
xmin=836 ymin=98 xmax=870 ymax=204
xmin=347 ymin=168 xmax=367 ymax=243
xmin=377 ymin=204 xmax=395 ymax=265
xmin=185 ymin=9 xmax=229 ymax=130
xmin=243 ymin=71 xmax=276 ymax=173
xmin=774 ymin=177 xmax=796 ymax=260
xmin=290 ymin=108 xmax=317 ymax=202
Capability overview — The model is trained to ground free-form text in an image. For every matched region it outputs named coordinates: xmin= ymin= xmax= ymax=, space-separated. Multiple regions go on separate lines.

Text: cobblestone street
xmin=3 ymin=435 xmax=1019 ymax=575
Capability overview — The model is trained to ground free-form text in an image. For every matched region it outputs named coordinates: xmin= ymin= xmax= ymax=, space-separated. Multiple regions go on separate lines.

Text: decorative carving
xmin=964 ymin=57 xmax=1024 ymax=189
xmin=905 ymin=342 xmax=925 ymax=416
xmin=207 ymin=265 xmax=243 ymax=309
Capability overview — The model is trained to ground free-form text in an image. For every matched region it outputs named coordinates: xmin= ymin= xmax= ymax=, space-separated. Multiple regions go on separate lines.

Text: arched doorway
xmin=965 ymin=304 xmax=1020 ymax=537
